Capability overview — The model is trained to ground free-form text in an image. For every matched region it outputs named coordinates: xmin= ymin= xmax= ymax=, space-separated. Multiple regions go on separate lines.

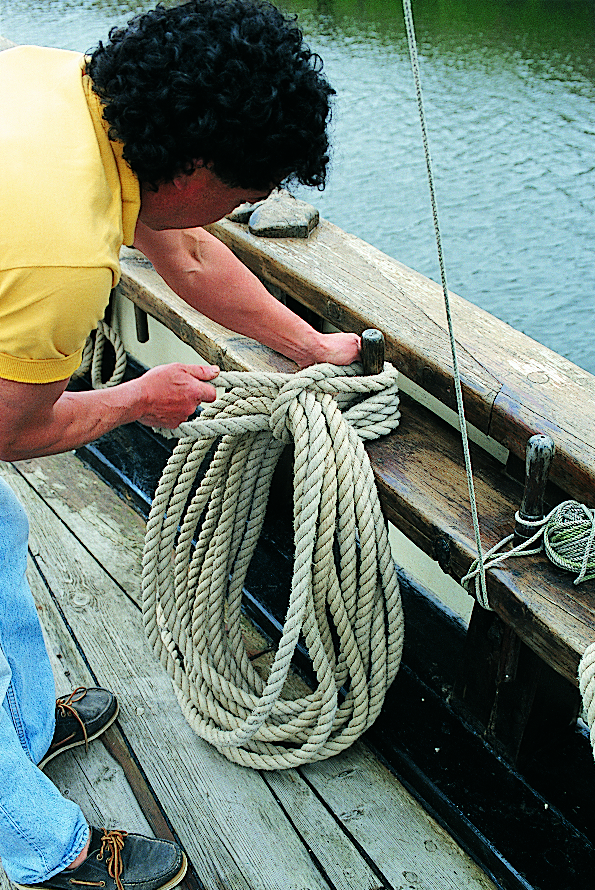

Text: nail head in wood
xmin=361 ymin=329 xmax=385 ymax=375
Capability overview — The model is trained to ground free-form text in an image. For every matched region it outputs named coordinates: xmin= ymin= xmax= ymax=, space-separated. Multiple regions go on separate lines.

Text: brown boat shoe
xmin=14 ymin=826 xmax=188 ymax=890
xmin=39 ymin=686 xmax=119 ymax=769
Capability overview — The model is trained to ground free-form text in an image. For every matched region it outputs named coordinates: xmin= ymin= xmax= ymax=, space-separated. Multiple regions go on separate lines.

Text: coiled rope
xmin=462 ymin=500 xmax=595 ymax=595
xmin=462 ymin=498 xmax=595 ymax=758
xmin=141 ymin=362 xmax=404 ymax=769
xmin=72 ymin=319 xmax=127 ymax=389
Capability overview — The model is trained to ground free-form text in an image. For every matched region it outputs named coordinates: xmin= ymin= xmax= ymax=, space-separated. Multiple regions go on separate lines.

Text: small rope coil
xmin=462 ymin=500 xmax=595 ymax=600
xmin=464 ymin=498 xmax=595 ymax=762
xmin=142 ymin=362 xmax=404 ymax=770
xmin=72 ymin=319 xmax=127 ymax=389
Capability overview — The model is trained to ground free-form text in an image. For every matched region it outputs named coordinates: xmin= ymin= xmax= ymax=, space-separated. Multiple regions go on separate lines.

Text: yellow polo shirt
xmin=0 ymin=46 xmax=141 ymax=383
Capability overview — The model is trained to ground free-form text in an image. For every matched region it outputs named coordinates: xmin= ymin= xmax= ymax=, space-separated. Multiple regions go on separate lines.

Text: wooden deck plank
xmin=30 ymin=558 xmax=153 ymax=836
xmin=4 ymin=462 xmax=333 ymax=890
xmin=261 ymin=769 xmax=386 ymax=890
xmin=1 ymin=453 xmax=496 ymax=890
xmin=16 ymin=453 xmax=146 ymax=606
xmin=300 ymin=745 xmax=497 ymax=890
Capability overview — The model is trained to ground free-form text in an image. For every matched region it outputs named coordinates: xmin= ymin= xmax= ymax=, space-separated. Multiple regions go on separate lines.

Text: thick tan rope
xmin=73 ymin=319 xmax=127 ymax=389
xmin=142 ymin=362 xmax=404 ymax=769
xmin=580 ymin=644 xmax=595 ymax=758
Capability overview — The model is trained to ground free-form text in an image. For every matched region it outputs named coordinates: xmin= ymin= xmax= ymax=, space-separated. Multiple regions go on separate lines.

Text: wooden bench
xmin=117 ymin=216 xmax=595 ymax=763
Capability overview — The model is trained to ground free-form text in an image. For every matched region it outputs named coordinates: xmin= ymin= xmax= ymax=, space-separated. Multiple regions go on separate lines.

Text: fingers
xmin=181 ymin=365 xmax=219 ymax=404
xmin=198 ymin=381 xmax=218 ymax=403
xmin=182 ymin=363 xmax=220 ymax=381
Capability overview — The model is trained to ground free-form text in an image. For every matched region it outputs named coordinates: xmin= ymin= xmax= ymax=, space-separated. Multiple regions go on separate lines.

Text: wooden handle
xmin=514 ymin=434 xmax=555 ymax=542
xmin=134 ymin=304 xmax=150 ymax=344
xmin=361 ymin=329 xmax=385 ymax=375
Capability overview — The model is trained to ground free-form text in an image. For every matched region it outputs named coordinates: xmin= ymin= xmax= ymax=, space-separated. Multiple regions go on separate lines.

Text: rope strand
xmin=142 ymin=363 xmax=404 ymax=769
xmin=401 ymin=0 xmax=489 ymax=608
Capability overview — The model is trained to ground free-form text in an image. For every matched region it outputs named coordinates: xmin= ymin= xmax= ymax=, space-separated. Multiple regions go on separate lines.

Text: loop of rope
xmin=142 ymin=362 xmax=404 ymax=769
xmin=461 ymin=500 xmax=595 ymax=596
xmin=73 ymin=319 xmax=127 ymax=389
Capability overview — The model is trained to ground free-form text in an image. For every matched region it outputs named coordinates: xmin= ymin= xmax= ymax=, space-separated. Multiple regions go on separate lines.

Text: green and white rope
xmin=142 ymin=362 xmax=404 ymax=769
xmin=461 ymin=500 xmax=595 ymax=593
xmin=460 ymin=498 xmax=595 ymax=759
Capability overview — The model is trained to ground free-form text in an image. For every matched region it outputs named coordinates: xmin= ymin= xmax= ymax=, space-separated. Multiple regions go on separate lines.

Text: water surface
xmin=2 ymin=0 xmax=594 ymax=372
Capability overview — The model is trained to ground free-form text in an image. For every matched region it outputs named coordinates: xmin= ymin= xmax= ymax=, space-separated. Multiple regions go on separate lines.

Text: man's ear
xmin=173 ymin=160 xmax=207 ymax=191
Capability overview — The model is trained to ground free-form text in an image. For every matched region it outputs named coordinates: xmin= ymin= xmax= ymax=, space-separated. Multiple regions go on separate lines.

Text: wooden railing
xmin=118 ymin=217 xmax=595 ymax=762
xmin=3 ymin=27 xmax=591 ymax=760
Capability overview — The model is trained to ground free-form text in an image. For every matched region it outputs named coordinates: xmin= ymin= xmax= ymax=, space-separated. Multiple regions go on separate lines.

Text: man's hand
xmin=130 ymin=362 xmax=219 ymax=428
xmin=0 ymin=363 xmax=220 ymax=462
xmin=296 ymin=332 xmax=361 ymax=369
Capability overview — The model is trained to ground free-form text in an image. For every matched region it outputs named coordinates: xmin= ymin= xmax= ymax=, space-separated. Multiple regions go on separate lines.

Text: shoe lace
xmin=97 ymin=828 xmax=128 ymax=890
xmin=56 ymin=687 xmax=89 ymax=752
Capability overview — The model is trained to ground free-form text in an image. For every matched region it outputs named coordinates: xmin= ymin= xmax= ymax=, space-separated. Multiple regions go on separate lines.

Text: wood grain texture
xmin=301 ymin=744 xmax=498 ymax=890
xmin=0 ymin=454 xmax=496 ymax=890
xmin=206 ymin=217 xmax=595 ymax=502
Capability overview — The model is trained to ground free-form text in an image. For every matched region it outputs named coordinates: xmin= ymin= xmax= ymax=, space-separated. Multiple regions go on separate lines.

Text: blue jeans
xmin=0 ymin=476 xmax=89 ymax=884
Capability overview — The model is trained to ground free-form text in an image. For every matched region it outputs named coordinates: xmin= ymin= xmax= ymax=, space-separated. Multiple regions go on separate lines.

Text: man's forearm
xmin=0 ymin=364 xmax=219 ymax=462
xmin=134 ymin=224 xmax=360 ymax=368
xmin=0 ymin=384 xmax=141 ymax=461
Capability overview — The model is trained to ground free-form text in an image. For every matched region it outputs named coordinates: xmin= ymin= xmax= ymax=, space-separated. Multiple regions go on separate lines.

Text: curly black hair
xmin=86 ymin=0 xmax=335 ymax=190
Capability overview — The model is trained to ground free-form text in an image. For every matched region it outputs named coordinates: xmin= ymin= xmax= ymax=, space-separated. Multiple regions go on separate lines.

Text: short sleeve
xmin=0 ymin=266 xmax=113 ymax=383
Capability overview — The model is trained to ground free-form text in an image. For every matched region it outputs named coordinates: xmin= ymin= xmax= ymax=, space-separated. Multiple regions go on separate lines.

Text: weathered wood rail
xmin=117 ymin=214 xmax=595 ymax=762
xmin=2 ymin=28 xmax=592 ymax=760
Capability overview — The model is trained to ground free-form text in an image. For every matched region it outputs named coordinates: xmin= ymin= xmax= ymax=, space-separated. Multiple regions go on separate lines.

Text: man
xmin=0 ymin=2 xmax=360 ymax=889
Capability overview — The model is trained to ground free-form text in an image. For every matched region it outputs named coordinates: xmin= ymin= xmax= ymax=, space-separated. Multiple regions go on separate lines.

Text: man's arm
xmin=0 ymin=363 xmax=219 ymax=462
xmin=133 ymin=222 xmax=361 ymax=368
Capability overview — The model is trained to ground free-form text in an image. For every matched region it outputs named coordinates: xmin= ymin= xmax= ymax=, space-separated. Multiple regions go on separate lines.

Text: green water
xmin=2 ymin=0 xmax=594 ymax=372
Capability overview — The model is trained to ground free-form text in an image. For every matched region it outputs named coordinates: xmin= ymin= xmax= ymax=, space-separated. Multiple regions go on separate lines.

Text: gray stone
xmin=226 ymin=200 xmax=265 ymax=223
xmin=247 ymin=190 xmax=319 ymax=238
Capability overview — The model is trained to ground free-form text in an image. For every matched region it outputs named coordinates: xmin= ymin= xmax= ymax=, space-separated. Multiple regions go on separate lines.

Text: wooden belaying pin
xmin=513 ymin=434 xmax=555 ymax=544
xmin=134 ymin=304 xmax=150 ymax=344
xmin=361 ymin=328 xmax=385 ymax=375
